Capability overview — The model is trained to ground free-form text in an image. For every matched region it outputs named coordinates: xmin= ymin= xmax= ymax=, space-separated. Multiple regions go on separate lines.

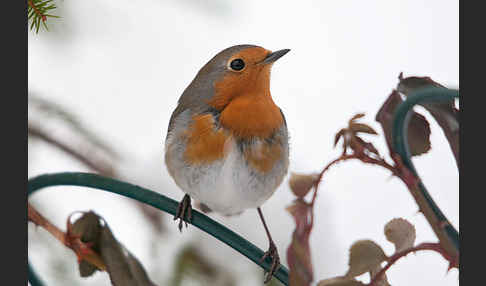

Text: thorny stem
xmin=368 ymin=242 xmax=457 ymax=286
xmin=311 ymin=153 xmax=396 ymax=207
xmin=28 ymin=203 xmax=106 ymax=270
xmin=28 ymin=203 xmax=66 ymax=244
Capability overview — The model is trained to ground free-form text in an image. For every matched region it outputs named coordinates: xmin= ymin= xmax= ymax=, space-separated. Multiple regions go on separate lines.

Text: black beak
xmin=259 ymin=49 xmax=291 ymax=65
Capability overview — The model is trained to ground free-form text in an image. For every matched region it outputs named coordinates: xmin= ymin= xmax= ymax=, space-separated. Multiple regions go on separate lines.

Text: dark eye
xmin=230 ymin=59 xmax=245 ymax=71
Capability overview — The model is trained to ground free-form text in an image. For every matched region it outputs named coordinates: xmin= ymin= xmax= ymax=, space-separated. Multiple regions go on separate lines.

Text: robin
xmin=164 ymin=44 xmax=290 ymax=283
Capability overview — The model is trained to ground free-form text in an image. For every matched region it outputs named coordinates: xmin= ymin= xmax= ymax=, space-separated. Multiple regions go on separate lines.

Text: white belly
xmin=165 ymin=137 xmax=288 ymax=216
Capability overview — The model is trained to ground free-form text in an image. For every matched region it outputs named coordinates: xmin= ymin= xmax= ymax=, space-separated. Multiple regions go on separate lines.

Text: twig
xmin=311 ymin=154 xmax=396 ymax=207
xmin=368 ymin=242 xmax=457 ymax=286
xmin=28 ymin=203 xmax=106 ymax=270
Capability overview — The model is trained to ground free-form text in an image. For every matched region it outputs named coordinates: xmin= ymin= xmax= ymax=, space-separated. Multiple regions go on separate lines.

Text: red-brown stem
xmin=311 ymin=153 xmax=396 ymax=207
xmin=28 ymin=203 xmax=107 ymax=270
xmin=28 ymin=0 xmax=45 ymax=22
xmin=368 ymin=242 xmax=456 ymax=286
xmin=28 ymin=202 xmax=66 ymax=244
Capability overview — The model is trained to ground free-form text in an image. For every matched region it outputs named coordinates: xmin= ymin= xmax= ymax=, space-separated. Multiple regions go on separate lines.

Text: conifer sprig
xmin=28 ymin=0 xmax=60 ymax=33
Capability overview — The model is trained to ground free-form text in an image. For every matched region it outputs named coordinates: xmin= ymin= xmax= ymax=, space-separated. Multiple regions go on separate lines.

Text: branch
xmin=28 ymin=203 xmax=106 ymax=271
xmin=311 ymin=154 xmax=396 ymax=207
xmin=368 ymin=242 xmax=457 ymax=286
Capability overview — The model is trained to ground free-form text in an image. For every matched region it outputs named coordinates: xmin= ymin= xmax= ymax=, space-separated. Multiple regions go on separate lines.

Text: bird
xmin=164 ymin=44 xmax=290 ymax=283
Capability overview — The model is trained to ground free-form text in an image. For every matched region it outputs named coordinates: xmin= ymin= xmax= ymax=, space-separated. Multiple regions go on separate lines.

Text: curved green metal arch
xmin=28 ymin=173 xmax=290 ymax=285
xmin=391 ymin=86 xmax=459 ymax=251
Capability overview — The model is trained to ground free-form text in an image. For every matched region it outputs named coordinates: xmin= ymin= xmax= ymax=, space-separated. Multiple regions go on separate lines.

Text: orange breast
xmin=218 ymin=95 xmax=284 ymax=139
xmin=183 ymin=114 xmax=230 ymax=164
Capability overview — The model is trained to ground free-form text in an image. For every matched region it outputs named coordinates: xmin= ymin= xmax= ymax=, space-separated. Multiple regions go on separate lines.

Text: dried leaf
xmin=67 ymin=212 xmax=106 ymax=273
xmin=407 ymin=112 xmax=431 ymax=156
xmin=345 ymin=240 xmax=387 ymax=278
xmin=397 ymin=73 xmax=445 ymax=96
xmin=69 ymin=211 xmax=157 ymax=285
xmin=375 ymin=90 xmax=431 ymax=156
xmin=349 ymin=123 xmax=378 ymax=135
xmin=397 ymin=73 xmax=459 ymax=167
xmin=100 ymin=225 xmax=158 ymax=286
xmin=286 ymin=199 xmax=314 ymax=286
xmin=354 ymin=137 xmax=380 ymax=157
xmin=349 ymin=113 xmax=366 ymax=124
xmin=334 ymin=129 xmax=346 ymax=147
xmin=317 ymin=277 xmax=366 ymax=286
xmin=289 ymin=172 xmax=319 ymax=198
xmin=70 ymin=211 xmax=104 ymax=277
xmin=384 ymin=218 xmax=416 ymax=252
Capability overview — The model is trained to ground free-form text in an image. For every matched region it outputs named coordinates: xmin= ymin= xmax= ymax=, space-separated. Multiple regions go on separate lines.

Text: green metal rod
xmin=391 ymin=86 xmax=459 ymax=251
xmin=28 ymin=172 xmax=289 ymax=285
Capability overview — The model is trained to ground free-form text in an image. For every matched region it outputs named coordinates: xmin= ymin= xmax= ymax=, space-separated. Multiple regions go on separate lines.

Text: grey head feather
xmin=167 ymin=44 xmax=261 ymax=134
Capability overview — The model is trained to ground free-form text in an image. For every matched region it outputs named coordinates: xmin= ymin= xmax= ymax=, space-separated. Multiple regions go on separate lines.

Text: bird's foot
xmin=173 ymin=194 xmax=192 ymax=232
xmin=260 ymin=241 xmax=280 ymax=283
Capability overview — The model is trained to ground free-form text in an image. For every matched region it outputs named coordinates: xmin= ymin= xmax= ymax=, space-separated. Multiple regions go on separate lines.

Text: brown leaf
xmin=349 ymin=123 xmax=378 ymax=135
xmin=286 ymin=199 xmax=314 ymax=286
xmin=376 ymin=90 xmax=431 ymax=157
xmin=317 ymin=277 xmax=366 ymax=286
xmin=334 ymin=129 xmax=346 ymax=147
xmin=384 ymin=218 xmax=416 ymax=253
xmin=349 ymin=113 xmax=366 ymax=124
xmin=69 ymin=211 xmax=158 ymax=285
xmin=66 ymin=212 xmax=107 ymax=273
xmin=69 ymin=211 xmax=104 ymax=277
xmin=100 ymin=225 xmax=158 ymax=286
xmin=397 ymin=73 xmax=459 ymax=167
xmin=407 ymin=112 xmax=431 ymax=156
xmin=354 ymin=137 xmax=380 ymax=157
xmin=345 ymin=240 xmax=387 ymax=278
xmin=289 ymin=172 xmax=320 ymax=198
xmin=397 ymin=74 xmax=444 ymax=95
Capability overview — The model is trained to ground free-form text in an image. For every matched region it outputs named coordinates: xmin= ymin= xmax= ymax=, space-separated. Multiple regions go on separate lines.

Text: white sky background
xmin=28 ymin=1 xmax=459 ymax=285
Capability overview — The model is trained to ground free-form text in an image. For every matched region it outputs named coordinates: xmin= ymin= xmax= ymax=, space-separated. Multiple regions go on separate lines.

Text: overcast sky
xmin=29 ymin=1 xmax=459 ymax=285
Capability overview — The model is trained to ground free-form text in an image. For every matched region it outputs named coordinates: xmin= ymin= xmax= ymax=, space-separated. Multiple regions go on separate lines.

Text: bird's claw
xmin=260 ymin=241 xmax=280 ymax=283
xmin=173 ymin=194 xmax=192 ymax=232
